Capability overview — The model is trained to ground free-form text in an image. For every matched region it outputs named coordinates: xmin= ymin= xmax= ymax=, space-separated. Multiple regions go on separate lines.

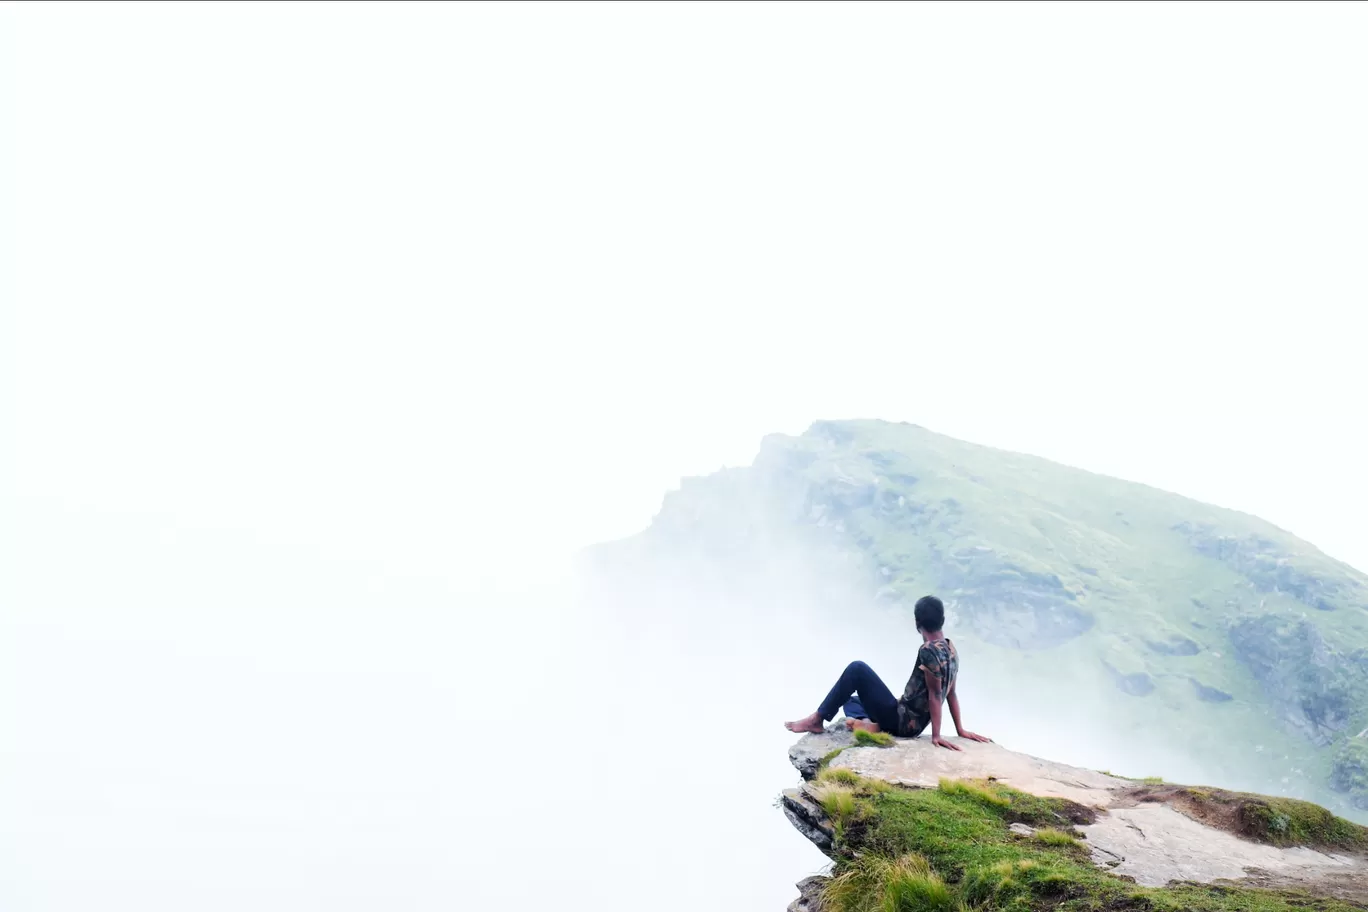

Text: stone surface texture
xmin=784 ymin=727 xmax=1368 ymax=905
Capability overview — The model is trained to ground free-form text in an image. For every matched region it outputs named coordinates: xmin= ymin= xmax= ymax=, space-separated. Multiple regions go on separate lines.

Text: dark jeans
xmin=818 ymin=660 xmax=899 ymax=732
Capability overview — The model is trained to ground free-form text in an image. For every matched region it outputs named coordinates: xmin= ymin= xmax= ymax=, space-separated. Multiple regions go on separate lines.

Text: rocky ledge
xmin=782 ymin=727 xmax=1368 ymax=912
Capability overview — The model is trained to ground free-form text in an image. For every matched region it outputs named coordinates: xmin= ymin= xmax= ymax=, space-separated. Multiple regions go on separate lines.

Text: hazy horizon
xmin=5 ymin=3 xmax=1368 ymax=911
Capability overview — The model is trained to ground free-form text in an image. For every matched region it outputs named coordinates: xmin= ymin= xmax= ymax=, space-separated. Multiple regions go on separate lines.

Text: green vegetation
xmin=937 ymin=778 xmax=1010 ymax=808
xmin=1032 ymin=827 xmax=1084 ymax=849
xmin=818 ymin=748 xmax=849 ymax=771
xmin=813 ymin=783 xmax=857 ymax=822
xmin=818 ymin=766 xmax=892 ymax=794
xmin=1239 ymin=795 xmax=1367 ymax=849
xmin=1128 ymin=783 xmax=1368 ymax=850
xmin=853 ymin=729 xmax=895 ymax=748
xmin=817 ymin=775 xmax=1366 ymax=912
xmin=818 ymin=767 xmax=864 ymax=787
xmin=640 ymin=419 xmax=1368 ymax=813
xmin=825 ymin=852 xmax=957 ymax=912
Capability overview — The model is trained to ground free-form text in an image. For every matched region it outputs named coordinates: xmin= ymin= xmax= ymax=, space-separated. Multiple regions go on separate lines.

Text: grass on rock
xmin=1127 ymin=783 xmax=1368 ymax=851
xmin=817 ymin=775 xmax=1366 ymax=912
xmin=853 ymin=729 xmax=896 ymax=747
xmin=1241 ymin=795 xmax=1368 ymax=849
xmin=1032 ymin=827 xmax=1084 ymax=849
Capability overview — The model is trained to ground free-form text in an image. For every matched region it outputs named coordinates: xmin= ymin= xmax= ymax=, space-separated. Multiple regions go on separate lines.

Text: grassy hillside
xmin=639 ymin=420 xmax=1368 ymax=812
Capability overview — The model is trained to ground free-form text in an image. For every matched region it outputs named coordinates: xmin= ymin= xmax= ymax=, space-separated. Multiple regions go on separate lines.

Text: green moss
xmin=818 ymin=747 xmax=848 ymax=771
xmin=1239 ymin=795 xmax=1368 ymax=849
xmin=853 ymin=729 xmax=895 ymax=748
xmin=823 ymin=778 xmax=1365 ymax=912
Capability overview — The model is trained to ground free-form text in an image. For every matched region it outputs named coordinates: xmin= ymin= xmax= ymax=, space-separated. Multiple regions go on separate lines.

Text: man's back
xmin=895 ymin=637 xmax=958 ymax=737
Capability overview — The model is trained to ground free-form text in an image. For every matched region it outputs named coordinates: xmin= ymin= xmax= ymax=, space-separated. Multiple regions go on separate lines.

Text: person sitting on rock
xmin=784 ymin=595 xmax=992 ymax=751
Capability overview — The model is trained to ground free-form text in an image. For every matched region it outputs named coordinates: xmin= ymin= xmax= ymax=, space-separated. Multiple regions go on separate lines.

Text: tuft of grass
xmin=960 ymin=858 xmax=1033 ymax=907
xmin=818 ymin=766 xmax=894 ymax=798
xmin=1141 ymin=776 xmax=1164 ymax=785
xmin=853 ymin=729 xmax=896 ymax=748
xmin=1032 ymin=827 xmax=1083 ymax=849
xmin=819 ymin=767 xmax=864 ymax=787
xmin=823 ymin=852 xmax=960 ymax=912
xmin=813 ymin=783 xmax=858 ymax=823
xmin=938 ymin=778 xmax=1010 ymax=808
xmin=882 ymin=853 xmax=959 ymax=912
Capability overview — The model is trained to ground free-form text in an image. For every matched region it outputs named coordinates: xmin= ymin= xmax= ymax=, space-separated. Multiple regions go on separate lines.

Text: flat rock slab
xmin=827 ymin=737 xmax=1128 ymax=807
xmin=1083 ymin=803 xmax=1356 ymax=887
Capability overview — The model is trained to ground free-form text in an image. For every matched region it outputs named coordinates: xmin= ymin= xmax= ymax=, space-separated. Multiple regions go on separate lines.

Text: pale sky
xmin=8 ymin=1 xmax=1368 ymax=575
xmin=5 ymin=4 xmax=1368 ymax=911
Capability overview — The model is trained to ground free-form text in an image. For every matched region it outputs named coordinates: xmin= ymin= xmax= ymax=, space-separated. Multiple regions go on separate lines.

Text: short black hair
xmin=914 ymin=595 xmax=945 ymax=632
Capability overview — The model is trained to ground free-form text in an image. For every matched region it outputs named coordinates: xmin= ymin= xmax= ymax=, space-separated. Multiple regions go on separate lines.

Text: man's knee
xmin=845 ymin=660 xmax=871 ymax=676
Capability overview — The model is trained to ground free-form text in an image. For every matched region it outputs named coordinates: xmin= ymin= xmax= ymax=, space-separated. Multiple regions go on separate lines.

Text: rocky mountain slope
xmin=607 ymin=419 xmax=1368 ymax=812
xmin=782 ymin=727 xmax=1368 ymax=912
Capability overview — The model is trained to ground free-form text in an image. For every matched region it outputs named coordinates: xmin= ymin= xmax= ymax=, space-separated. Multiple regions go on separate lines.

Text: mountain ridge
xmin=603 ymin=418 xmax=1368 ymax=814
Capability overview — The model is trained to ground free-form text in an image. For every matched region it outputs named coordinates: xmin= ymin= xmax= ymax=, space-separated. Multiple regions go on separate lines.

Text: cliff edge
xmin=782 ymin=729 xmax=1368 ymax=912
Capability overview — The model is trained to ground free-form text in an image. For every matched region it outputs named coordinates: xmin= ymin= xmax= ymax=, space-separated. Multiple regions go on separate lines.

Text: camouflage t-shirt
xmin=894 ymin=638 xmax=959 ymax=738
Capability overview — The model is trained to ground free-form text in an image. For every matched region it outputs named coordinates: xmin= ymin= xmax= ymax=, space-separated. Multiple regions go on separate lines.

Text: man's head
xmin=914 ymin=595 xmax=945 ymax=635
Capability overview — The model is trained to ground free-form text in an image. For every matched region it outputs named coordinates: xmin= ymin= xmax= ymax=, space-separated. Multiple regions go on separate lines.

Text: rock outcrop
xmin=782 ymin=728 xmax=1368 ymax=910
xmin=610 ymin=419 xmax=1368 ymax=811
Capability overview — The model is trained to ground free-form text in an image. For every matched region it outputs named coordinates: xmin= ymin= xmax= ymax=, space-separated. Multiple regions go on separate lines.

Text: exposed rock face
xmin=785 ymin=875 xmax=827 ymax=912
xmin=1085 ymin=802 xmax=1359 ymax=887
xmin=1228 ymin=615 xmax=1363 ymax=746
xmin=933 ymin=552 xmax=1095 ymax=650
xmin=1175 ymin=522 xmax=1362 ymax=613
xmin=787 ymin=727 xmax=856 ymax=781
xmin=1147 ymin=636 xmax=1200 ymax=656
xmin=782 ymin=730 xmax=1368 ymax=905
xmin=1191 ymin=678 xmax=1235 ymax=703
xmin=1332 ymin=740 xmax=1368 ymax=811
xmin=1102 ymin=660 xmax=1156 ymax=697
xmin=779 ymin=787 xmax=834 ymax=854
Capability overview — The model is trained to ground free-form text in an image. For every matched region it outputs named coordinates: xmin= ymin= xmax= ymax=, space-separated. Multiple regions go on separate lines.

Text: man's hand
xmin=956 ymin=731 xmax=993 ymax=743
xmin=931 ymin=735 xmax=962 ymax=751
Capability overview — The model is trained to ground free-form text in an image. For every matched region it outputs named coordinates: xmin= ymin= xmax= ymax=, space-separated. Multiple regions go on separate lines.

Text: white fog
xmin=5 ymin=4 xmax=1368 ymax=911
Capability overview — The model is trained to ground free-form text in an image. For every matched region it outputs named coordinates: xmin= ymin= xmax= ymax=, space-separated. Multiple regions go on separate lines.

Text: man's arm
xmin=945 ymin=680 xmax=992 ymax=743
xmin=923 ymin=668 xmax=961 ymax=751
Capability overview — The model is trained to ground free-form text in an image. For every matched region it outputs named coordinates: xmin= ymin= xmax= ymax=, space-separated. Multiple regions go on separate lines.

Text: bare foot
xmin=844 ymin=719 xmax=882 ymax=734
xmin=785 ymin=711 xmax=825 ymax=734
